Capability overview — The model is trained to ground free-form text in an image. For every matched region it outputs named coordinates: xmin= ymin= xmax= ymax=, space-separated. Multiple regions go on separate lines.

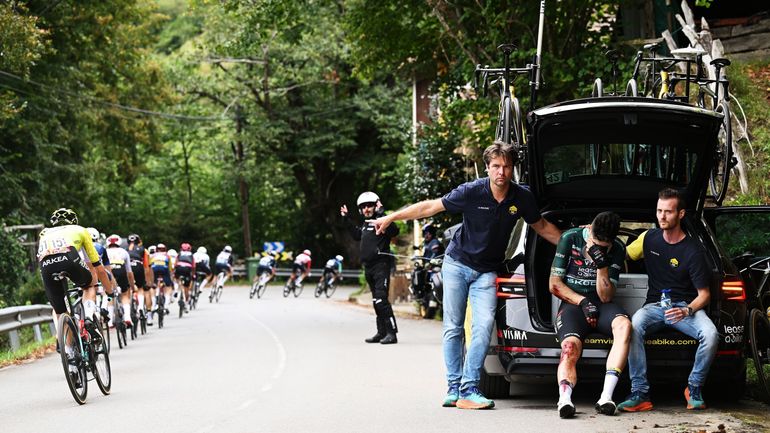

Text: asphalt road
xmin=0 ymin=284 xmax=767 ymax=433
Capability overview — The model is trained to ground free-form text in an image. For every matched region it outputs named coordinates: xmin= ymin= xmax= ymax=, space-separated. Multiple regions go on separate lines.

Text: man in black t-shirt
xmin=370 ymin=142 xmax=561 ymax=410
xmin=617 ymin=188 xmax=718 ymax=412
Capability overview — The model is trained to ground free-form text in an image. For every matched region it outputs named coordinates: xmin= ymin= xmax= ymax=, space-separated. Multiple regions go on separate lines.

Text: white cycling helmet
xmin=168 ymin=248 xmax=178 ymax=257
xmin=224 ymin=245 xmax=232 ymax=253
xmin=335 ymin=255 xmax=343 ymax=261
xmin=197 ymin=246 xmax=207 ymax=254
xmin=87 ymin=227 xmax=100 ymax=242
xmin=148 ymin=245 xmax=157 ymax=254
xmin=303 ymin=249 xmax=311 ymax=256
xmin=356 ymin=191 xmax=379 ymax=207
xmin=106 ymin=234 xmax=121 ymax=246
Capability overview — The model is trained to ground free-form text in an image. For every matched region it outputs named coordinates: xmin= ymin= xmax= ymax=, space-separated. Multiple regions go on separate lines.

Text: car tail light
xmin=721 ymin=278 xmax=746 ymax=301
xmin=497 ymin=275 xmax=526 ymax=299
xmin=493 ymin=345 xmax=539 ymax=354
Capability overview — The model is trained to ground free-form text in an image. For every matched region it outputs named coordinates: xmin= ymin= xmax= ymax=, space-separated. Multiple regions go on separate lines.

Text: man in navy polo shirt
xmin=371 ymin=142 xmax=561 ymax=409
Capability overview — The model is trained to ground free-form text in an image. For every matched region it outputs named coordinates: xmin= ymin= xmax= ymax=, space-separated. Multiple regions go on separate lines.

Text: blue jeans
xmin=441 ymin=255 xmax=497 ymax=391
xmin=628 ymin=301 xmax=719 ymax=394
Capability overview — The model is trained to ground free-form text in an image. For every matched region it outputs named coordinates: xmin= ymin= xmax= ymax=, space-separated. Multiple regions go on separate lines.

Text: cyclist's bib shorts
xmin=175 ymin=266 xmax=193 ymax=286
xmin=40 ymin=247 xmax=93 ymax=314
xmin=555 ymin=296 xmax=628 ymax=342
xmin=257 ymin=265 xmax=272 ymax=277
xmin=215 ymin=263 xmax=230 ymax=275
xmin=196 ymin=263 xmax=211 ymax=276
xmin=130 ymin=261 xmax=146 ymax=289
xmin=111 ymin=265 xmax=131 ymax=293
xmin=152 ymin=265 xmax=172 ymax=287
xmin=292 ymin=263 xmax=306 ymax=275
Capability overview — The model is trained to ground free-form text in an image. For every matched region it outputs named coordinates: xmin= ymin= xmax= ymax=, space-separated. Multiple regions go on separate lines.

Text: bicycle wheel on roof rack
xmin=708 ymin=100 xmax=732 ymax=204
xmin=511 ymin=97 xmax=526 ymax=184
xmin=495 ymin=97 xmax=511 ymax=144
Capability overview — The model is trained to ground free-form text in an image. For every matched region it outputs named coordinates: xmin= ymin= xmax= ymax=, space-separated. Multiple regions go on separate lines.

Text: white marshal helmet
xmin=87 ymin=227 xmax=100 ymax=242
xmin=356 ymin=191 xmax=380 ymax=207
xmin=335 ymin=255 xmax=343 ymax=262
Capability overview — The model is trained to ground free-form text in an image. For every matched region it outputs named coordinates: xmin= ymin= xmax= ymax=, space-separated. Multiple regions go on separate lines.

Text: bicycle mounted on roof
xmin=590 ymin=42 xmax=735 ymax=205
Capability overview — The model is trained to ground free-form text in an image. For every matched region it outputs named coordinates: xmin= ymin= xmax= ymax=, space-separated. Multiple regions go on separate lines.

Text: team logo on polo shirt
xmin=669 ymin=258 xmax=680 ymax=268
xmin=508 ymin=205 xmax=518 ymax=215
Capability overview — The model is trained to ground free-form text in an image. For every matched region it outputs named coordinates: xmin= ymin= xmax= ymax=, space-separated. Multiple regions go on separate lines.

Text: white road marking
xmin=245 ymin=312 xmax=287 ymax=389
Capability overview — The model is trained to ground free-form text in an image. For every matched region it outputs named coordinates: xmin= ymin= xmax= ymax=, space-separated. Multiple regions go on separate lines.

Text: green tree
xmin=0 ymin=225 xmax=27 ymax=307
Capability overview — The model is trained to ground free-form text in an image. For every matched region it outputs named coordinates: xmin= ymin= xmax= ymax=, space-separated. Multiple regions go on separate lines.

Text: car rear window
xmin=543 ymin=142 xmax=699 ymax=186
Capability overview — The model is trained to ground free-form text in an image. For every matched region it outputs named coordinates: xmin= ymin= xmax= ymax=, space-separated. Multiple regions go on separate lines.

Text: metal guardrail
xmin=232 ymin=265 xmax=361 ymax=280
xmin=0 ymin=305 xmax=55 ymax=351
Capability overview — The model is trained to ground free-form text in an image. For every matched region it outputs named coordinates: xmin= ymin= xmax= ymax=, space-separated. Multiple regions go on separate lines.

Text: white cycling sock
xmin=138 ymin=294 xmax=145 ymax=313
xmin=122 ymin=303 xmax=131 ymax=320
xmin=83 ymin=300 xmax=97 ymax=320
xmin=600 ymin=369 xmax=621 ymax=402
xmin=558 ymin=380 xmax=573 ymax=402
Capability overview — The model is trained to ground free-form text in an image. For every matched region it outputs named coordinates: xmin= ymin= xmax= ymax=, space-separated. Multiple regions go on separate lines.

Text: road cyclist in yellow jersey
xmin=150 ymin=243 xmax=174 ymax=322
xmin=38 ymin=209 xmax=114 ymax=371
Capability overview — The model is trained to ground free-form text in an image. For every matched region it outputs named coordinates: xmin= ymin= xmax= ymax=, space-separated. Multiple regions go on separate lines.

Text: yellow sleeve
xmin=80 ymin=228 xmax=101 ymax=264
xmin=626 ymin=230 xmax=646 ymax=261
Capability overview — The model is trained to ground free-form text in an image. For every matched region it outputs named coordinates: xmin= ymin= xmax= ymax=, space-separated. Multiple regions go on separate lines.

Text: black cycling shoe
xmin=365 ymin=333 xmax=384 ymax=343
xmin=380 ymin=333 xmax=398 ymax=345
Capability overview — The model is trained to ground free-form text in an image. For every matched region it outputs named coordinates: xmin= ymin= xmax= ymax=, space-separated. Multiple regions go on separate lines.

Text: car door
xmin=704 ymin=205 xmax=770 ymax=307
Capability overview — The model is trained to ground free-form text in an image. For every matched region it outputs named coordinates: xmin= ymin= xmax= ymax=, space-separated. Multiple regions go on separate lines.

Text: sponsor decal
xmin=508 ymin=205 xmax=518 ymax=215
xmin=502 ymin=328 xmax=528 ymax=341
xmin=724 ymin=325 xmax=744 ymax=344
xmin=478 ymin=206 xmax=490 ymax=210
xmin=41 ymin=255 xmax=67 ymax=267
xmin=669 ymin=258 xmax=680 ymax=268
xmin=644 ymin=338 xmax=697 ymax=346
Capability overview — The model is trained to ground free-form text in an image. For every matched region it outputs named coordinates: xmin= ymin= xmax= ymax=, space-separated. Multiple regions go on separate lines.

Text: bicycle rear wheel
xmin=157 ymin=294 xmax=165 ymax=329
xmin=216 ymin=285 xmax=223 ymax=302
xmin=59 ymin=313 xmax=87 ymax=404
xmin=178 ymin=297 xmax=184 ymax=318
xmin=591 ymin=78 xmax=603 ymax=97
xmin=90 ymin=315 xmax=112 ymax=395
xmin=625 ymin=79 xmax=638 ymax=97
xmin=315 ymin=282 xmax=323 ymax=298
xmin=749 ymin=308 xmax=770 ymax=402
xmin=283 ymin=282 xmax=291 ymax=298
xmin=294 ymin=282 xmax=303 ymax=297
xmin=708 ymin=100 xmax=733 ymax=204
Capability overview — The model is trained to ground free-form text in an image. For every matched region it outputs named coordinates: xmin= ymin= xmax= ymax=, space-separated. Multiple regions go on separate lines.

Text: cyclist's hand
xmin=579 ymin=298 xmax=599 ymax=327
xmin=587 ymin=244 xmax=609 ymax=269
xmin=340 ymin=205 xmax=348 ymax=217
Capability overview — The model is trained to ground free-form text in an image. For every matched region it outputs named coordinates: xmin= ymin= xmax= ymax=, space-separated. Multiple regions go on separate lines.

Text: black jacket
xmin=345 ymin=213 xmax=399 ymax=265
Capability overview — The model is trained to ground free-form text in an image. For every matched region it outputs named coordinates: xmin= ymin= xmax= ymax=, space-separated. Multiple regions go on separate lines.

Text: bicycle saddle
xmin=710 ymin=58 xmax=731 ymax=68
xmin=671 ymin=46 xmax=706 ymax=57
xmin=52 ymin=271 xmax=70 ymax=281
xmin=605 ymin=49 xmax=620 ymax=62
xmin=497 ymin=44 xmax=516 ymax=54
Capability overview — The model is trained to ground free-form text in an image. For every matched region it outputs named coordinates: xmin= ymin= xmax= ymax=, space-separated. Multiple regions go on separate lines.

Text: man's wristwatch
xmin=685 ymin=306 xmax=693 ymax=316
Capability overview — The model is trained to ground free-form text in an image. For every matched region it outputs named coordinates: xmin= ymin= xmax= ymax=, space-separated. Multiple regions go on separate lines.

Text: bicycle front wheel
xmin=708 ymin=101 xmax=733 ymax=204
xmin=250 ymin=282 xmax=257 ymax=299
xmin=216 ymin=286 xmax=223 ymax=302
xmin=283 ymin=282 xmax=291 ymax=298
xmin=59 ymin=314 xmax=87 ymax=404
xmin=325 ymin=282 xmax=337 ymax=299
xmin=749 ymin=308 xmax=770 ymax=402
xmin=91 ymin=315 xmax=112 ymax=395
xmin=495 ymin=97 xmax=511 ymax=144
xmin=315 ymin=282 xmax=323 ymax=298
xmin=294 ymin=283 xmax=303 ymax=297
xmin=257 ymin=281 xmax=268 ymax=299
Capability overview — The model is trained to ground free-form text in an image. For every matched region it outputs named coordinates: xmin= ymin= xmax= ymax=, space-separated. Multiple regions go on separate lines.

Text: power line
xmin=0 ymin=69 xmax=232 ymax=123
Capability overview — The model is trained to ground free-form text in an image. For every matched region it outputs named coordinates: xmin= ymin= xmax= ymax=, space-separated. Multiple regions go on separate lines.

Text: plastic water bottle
xmin=661 ymin=289 xmax=673 ymax=324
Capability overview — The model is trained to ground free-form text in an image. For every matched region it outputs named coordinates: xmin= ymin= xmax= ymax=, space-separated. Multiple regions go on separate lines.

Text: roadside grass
xmin=746 ymin=361 xmax=770 ymax=403
xmin=0 ymin=325 xmax=56 ymax=368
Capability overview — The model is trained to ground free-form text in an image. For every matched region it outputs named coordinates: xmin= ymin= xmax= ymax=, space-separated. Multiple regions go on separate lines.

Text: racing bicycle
xmin=741 ymin=256 xmax=770 ymax=402
xmin=53 ymin=273 xmax=112 ymax=404
xmin=314 ymin=272 xmax=337 ymax=299
xmin=210 ymin=271 xmax=226 ymax=303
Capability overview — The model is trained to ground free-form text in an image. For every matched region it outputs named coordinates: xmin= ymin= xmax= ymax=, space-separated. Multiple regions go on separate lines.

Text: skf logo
xmin=508 ymin=205 xmax=518 ymax=215
xmin=670 ymin=258 xmax=680 ymax=268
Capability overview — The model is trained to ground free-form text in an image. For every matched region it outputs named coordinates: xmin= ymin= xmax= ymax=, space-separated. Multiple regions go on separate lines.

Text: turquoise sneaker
xmin=617 ymin=390 xmax=653 ymax=412
xmin=685 ymin=384 xmax=706 ymax=410
xmin=456 ymin=386 xmax=495 ymax=410
xmin=442 ymin=384 xmax=460 ymax=407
